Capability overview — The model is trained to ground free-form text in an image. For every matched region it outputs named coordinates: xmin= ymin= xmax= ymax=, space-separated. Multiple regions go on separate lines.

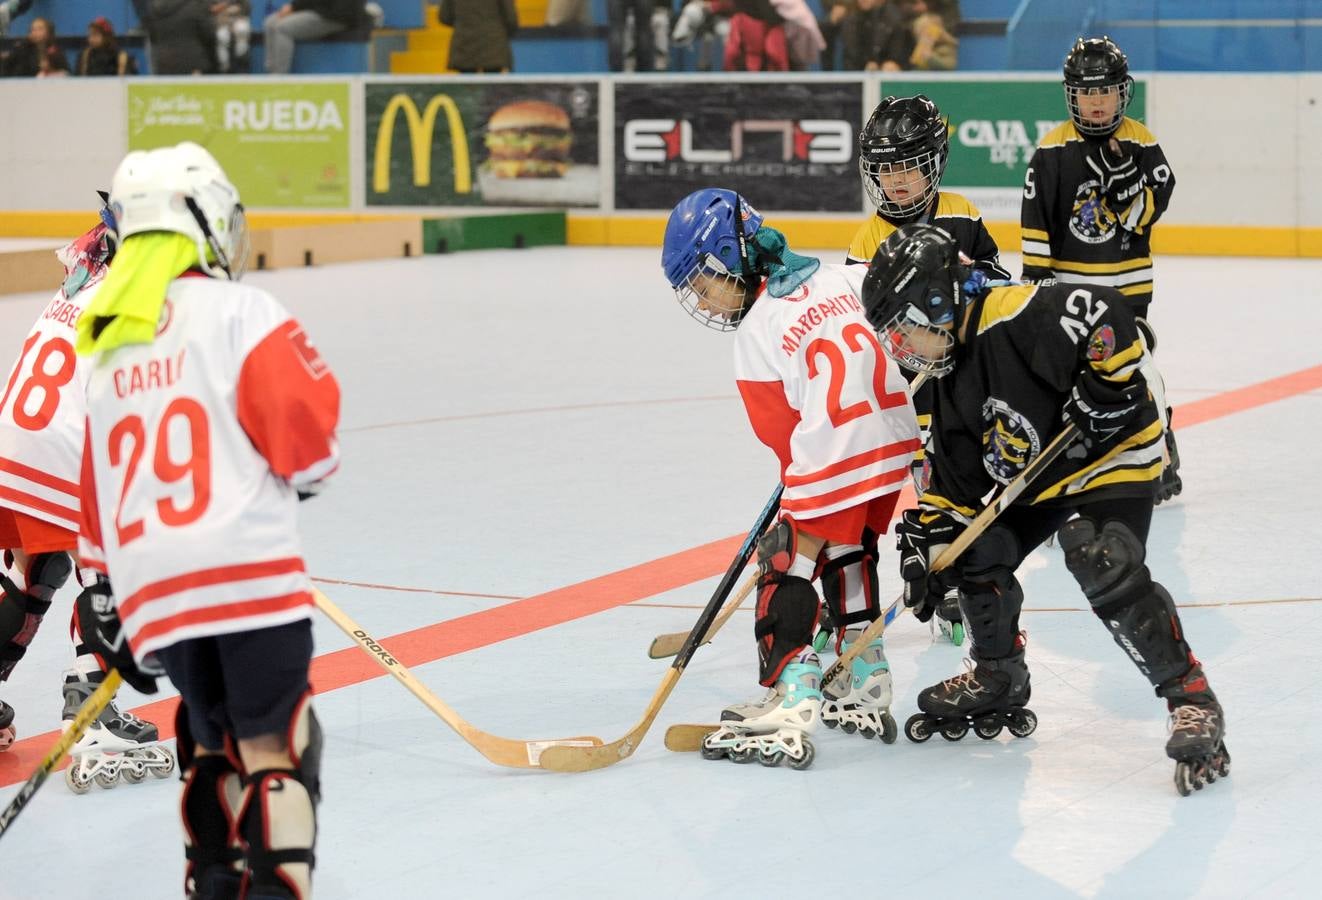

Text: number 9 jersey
xmin=78 ymin=275 xmax=341 ymax=659
xmin=734 ymin=264 xmax=920 ymax=520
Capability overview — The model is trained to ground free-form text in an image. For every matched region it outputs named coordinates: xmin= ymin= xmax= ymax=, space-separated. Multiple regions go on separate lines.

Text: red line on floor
xmin=2 ymin=363 xmax=1316 ymax=787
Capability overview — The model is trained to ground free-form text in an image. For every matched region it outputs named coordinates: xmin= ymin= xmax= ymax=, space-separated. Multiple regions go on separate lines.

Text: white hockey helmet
xmin=108 ymin=141 xmax=249 ymax=280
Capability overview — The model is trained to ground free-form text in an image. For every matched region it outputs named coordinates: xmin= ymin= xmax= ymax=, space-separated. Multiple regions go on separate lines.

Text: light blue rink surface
xmin=0 ymin=248 xmax=1320 ymax=899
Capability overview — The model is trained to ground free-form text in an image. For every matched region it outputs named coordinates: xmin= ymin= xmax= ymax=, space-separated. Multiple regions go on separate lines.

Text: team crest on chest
xmin=1087 ymin=324 xmax=1116 ymax=361
xmin=1068 ymin=181 xmax=1118 ymax=245
xmin=981 ymin=397 xmax=1041 ymax=485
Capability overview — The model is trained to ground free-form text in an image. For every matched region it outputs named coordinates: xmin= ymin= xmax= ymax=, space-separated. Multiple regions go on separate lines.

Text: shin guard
xmin=818 ymin=529 xmax=880 ymax=653
xmin=754 ymin=520 xmax=820 ymax=686
xmin=0 ymin=551 xmax=72 ymax=680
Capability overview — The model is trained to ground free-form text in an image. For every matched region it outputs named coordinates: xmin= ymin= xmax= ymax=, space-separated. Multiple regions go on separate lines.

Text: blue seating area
xmin=4 ymin=0 xmax=1320 ymax=74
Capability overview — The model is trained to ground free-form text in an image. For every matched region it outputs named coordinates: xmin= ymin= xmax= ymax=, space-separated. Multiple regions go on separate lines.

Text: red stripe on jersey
xmin=130 ymin=591 xmax=312 ymax=648
xmin=77 ymin=423 xmax=105 ymax=560
xmin=736 ymin=378 xmax=799 ymax=475
xmin=0 ymin=455 xmax=79 ymax=497
xmin=782 ymin=437 xmax=921 ymax=488
xmin=781 ymin=467 xmax=909 ymax=513
xmin=0 ymin=484 xmax=78 ymax=526
xmin=236 ymin=319 xmax=340 ymax=482
xmin=119 ymin=557 xmax=307 ymax=621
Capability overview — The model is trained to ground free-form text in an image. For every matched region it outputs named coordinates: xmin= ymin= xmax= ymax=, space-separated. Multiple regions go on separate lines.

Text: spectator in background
xmin=607 ymin=0 xmax=655 ymax=71
xmin=212 ymin=1 xmax=251 ymax=73
xmin=78 ymin=16 xmax=137 ymax=75
xmin=1 ymin=15 xmax=69 ymax=76
xmin=264 ymin=0 xmax=365 ymax=74
xmin=145 ymin=0 xmax=218 ymax=74
xmin=770 ymin=0 xmax=825 ymax=69
xmin=546 ymin=0 xmax=592 ymax=26
xmin=440 ymin=0 xmax=517 ymax=73
xmin=623 ymin=0 xmax=671 ymax=71
xmin=841 ymin=0 xmax=911 ymax=71
xmin=671 ymin=0 xmax=730 ymax=71
xmin=903 ymin=0 xmax=957 ymax=69
xmin=817 ymin=0 xmax=853 ymax=70
xmin=724 ymin=0 xmax=787 ymax=71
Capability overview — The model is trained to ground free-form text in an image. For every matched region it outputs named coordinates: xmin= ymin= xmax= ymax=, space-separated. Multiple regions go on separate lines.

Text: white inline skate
xmin=821 ymin=627 xmax=898 ymax=743
xmin=62 ymin=669 xmax=175 ymax=793
xmin=701 ymin=650 xmax=822 ymax=770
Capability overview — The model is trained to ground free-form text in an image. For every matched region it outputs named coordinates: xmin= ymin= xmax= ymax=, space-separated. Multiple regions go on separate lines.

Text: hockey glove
xmin=895 ymin=508 xmax=963 ymax=622
xmin=1066 ymin=369 xmax=1146 ymax=448
xmin=74 ymin=578 xmax=163 ymax=695
xmin=1086 ymin=141 xmax=1145 ymax=206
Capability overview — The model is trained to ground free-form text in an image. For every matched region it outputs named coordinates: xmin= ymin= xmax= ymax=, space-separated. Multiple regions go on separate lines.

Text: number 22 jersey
xmin=79 ymin=274 xmax=341 ymax=659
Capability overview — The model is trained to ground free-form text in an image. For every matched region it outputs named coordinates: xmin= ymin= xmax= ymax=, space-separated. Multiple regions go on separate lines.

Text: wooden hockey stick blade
xmin=313 ymin=590 xmax=601 ymax=769
xmin=538 ymin=668 xmax=681 ymax=772
xmin=0 ymin=669 xmax=122 ymax=840
xmin=819 ymin=424 xmax=1080 ymax=687
xmin=664 ymin=723 xmax=720 ymax=752
xmin=647 ymin=572 xmax=757 ymax=659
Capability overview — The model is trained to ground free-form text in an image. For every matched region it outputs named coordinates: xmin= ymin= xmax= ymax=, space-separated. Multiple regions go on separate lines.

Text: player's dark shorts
xmin=155 ymin=619 xmax=313 ymax=750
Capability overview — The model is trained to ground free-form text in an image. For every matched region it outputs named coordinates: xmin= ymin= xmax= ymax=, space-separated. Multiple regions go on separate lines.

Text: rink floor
xmin=0 ymin=246 xmax=1319 ymax=899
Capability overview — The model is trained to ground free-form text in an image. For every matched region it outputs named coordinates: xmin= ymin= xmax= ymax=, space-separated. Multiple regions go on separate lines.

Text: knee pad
xmin=754 ymin=576 xmax=819 ymax=687
xmin=181 ymin=752 xmax=244 ymax=899
xmin=237 ymin=694 xmax=322 ymax=899
xmin=958 ymin=578 xmax=1024 ymax=659
xmin=0 ymin=551 xmax=73 ymax=680
xmin=818 ymin=529 xmax=880 ymax=648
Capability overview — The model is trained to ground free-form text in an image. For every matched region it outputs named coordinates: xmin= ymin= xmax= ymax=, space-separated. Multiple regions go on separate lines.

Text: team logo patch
xmin=155 ymin=298 xmax=174 ymax=336
xmin=981 ymin=398 xmax=1041 ymax=485
xmin=1087 ymin=324 xmax=1117 ymax=361
xmin=1067 ymin=181 xmax=1118 ymax=245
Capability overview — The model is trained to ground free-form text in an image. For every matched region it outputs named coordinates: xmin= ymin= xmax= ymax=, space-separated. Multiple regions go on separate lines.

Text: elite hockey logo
xmin=622 ymin=118 xmax=852 ymax=177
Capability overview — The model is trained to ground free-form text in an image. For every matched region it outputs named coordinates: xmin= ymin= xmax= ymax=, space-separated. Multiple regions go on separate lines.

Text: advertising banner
xmin=365 ymin=81 xmax=600 ymax=207
xmin=127 ymin=82 xmax=350 ymax=208
xmin=876 ymin=78 xmax=1147 ymax=219
xmin=615 ymin=80 xmax=864 ymax=212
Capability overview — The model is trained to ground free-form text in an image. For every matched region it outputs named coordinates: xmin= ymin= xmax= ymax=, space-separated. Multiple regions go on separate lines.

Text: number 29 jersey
xmin=79 ymin=275 xmax=341 ymax=659
xmin=733 ymin=264 xmax=920 ymax=520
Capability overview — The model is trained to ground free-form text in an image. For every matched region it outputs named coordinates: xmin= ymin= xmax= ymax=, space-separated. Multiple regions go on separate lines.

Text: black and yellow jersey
xmin=918 ymin=280 xmax=1164 ymax=521
xmin=1020 ymin=117 xmax=1174 ymax=312
xmin=846 ymin=192 xmax=1010 ymax=279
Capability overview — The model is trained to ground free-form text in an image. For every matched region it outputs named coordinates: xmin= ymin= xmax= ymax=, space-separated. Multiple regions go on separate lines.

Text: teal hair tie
xmin=748 ymin=226 xmax=820 ymax=298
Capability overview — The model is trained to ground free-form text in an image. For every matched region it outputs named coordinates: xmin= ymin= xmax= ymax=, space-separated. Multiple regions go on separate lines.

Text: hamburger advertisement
xmin=366 ymin=81 xmax=599 ymax=207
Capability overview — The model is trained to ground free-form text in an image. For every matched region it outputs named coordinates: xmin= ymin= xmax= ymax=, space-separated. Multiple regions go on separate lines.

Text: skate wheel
xmin=122 ymin=766 xmax=147 ymax=784
xmin=1213 ymin=746 xmax=1231 ymax=779
xmin=1174 ymin=762 xmax=1195 ymax=797
xmin=940 ymin=722 xmax=969 ymax=741
xmin=974 ymin=721 xmax=1003 ymax=740
xmin=841 ymin=721 xmax=858 ymax=736
xmin=950 ymin=622 xmax=965 ymax=647
xmin=823 ymin=717 xmax=839 ymax=730
xmin=94 ymin=770 xmax=119 ymax=789
xmin=64 ymin=765 xmax=92 ymax=795
xmin=729 ymin=746 xmax=756 ymax=764
xmin=904 ymin=714 xmax=933 ymax=744
xmin=700 ymin=743 xmax=725 ymax=762
xmin=756 ymin=748 xmax=782 ymax=768
xmin=785 ymin=739 xmax=815 ymax=771
xmin=153 ymin=753 xmax=176 ymax=779
xmin=1007 ymin=709 xmax=1038 ymax=738
xmin=879 ymin=712 xmax=898 ymax=745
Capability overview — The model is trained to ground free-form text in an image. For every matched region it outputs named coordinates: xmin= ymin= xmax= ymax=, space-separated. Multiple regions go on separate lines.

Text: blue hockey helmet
xmin=661 ymin=188 xmax=764 ymax=331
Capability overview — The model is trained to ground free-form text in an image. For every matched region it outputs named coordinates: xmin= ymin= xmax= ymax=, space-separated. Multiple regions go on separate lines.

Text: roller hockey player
xmin=862 ymin=223 xmax=1227 ymax=796
xmin=0 ymin=205 xmax=174 ymax=789
xmin=75 ymin=142 xmax=341 ymax=897
xmin=847 ymin=94 xmax=1012 ymax=646
xmin=662 ymin=188 xmax=920 ymax=767
xmin=1022 ymin=36 xmax=1182 ymax=504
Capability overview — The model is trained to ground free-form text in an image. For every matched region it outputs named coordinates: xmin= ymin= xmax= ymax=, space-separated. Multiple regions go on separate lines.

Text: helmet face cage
xmin=860 ymin=147 xmax=947 ymax=221
xmin=674 ymin=256 xmax=749 ymax=332
xmin=859 ymin=95 xmax=950 ymax=222
xmin=875 ymin=283 xmax=958 ymax=377
xmin=1063 ymin=37 xmax=1132 ymax=137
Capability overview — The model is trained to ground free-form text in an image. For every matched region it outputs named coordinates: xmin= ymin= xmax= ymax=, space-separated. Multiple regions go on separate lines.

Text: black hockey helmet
xmin=859 ymin=95 xmax=949 ymax=222
xmin=861 ymin=223 xmax=966 ymax=378
xmin=1063 ymin=36 xmax=1133 ymax=137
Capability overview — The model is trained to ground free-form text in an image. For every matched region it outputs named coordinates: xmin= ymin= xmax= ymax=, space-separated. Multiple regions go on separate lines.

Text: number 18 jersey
xmin=733 ymin=264 xmax=920 ymax=520
xmin=79 ymin=274 xmax=341 ymax=659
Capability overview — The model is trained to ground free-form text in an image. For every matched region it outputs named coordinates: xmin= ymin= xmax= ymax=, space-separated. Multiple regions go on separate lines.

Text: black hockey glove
xmin=74 ymin=579 xmax=163 ymax=695
xmin=1086 ymin=141 xmax=1145 ymax=206
xmin=1065 ymin=369 xmax=1146 ymax=448
xmin=895 ymin=508 xmax=963 ymax=622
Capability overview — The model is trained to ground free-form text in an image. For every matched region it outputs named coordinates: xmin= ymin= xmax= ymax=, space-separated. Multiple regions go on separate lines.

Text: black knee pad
xmin=0 ymin=551 xmax=73 ymax=680
xmin=1097 ymin=581 xmax=1191 ymax=687
xmin=1059 ymin=518 xmax=1150 ymax=604
xmin=754 ymin=576 xmax=819 ymax=686
xmin=181 ymin=754 xmax=244 ymax=898
xmin=958 ymin=579 xmax=1024 ymax=659
xmin=819 ymin=529 xmax=880 ymax=637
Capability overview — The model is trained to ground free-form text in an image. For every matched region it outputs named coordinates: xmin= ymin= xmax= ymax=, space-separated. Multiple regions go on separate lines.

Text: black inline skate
xmin=905 ymin=647 xmax=1037 ymax=743
xmin=1159 ymin=665 xmax=1229 ymax=796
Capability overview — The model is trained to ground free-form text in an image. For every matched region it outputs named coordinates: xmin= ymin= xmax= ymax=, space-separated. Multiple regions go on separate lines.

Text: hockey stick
xmin=645 ymin=375 xmax=933 ymax=661
xmin=0 ymin=669 xmax=122 ymax=840
xmin=313 ymin=589 xmax=602 ymax=769
xmin=537 ymin=485 xmax=784 ymax=772
xmin=664 ymin=422 xmax=1081 ymax=751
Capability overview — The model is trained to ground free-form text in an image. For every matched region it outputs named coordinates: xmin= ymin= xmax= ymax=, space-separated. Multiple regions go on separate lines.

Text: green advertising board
xmin=127 ymin=82 xmax=350 ymax=208
xmin=877 ymin=78 xmax=1147 ymax=188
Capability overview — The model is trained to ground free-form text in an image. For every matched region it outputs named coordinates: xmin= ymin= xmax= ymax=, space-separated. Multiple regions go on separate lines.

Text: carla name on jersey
xmin=112 ymin=349 xmax=186 ymax=399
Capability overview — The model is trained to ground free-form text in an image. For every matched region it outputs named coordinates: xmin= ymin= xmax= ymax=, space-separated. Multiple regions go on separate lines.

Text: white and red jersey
xmin=0 ymin=226 xmax=111 ymax=534
xmin=78 ymin=273 xmax=340 ymax=659
xmin=733 ymin=264 xmax=920 ymax=519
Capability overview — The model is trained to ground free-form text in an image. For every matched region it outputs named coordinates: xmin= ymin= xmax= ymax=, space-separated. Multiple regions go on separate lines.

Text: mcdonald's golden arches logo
xmin=372 ymin=92 xmax=472 ymax=195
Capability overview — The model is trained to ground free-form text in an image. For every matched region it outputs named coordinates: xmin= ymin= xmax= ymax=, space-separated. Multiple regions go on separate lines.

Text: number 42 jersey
xmin=733 ymin=264 xmax=920 ymax=520
xmin=79 ymin=275 xmax=341 ymax=659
